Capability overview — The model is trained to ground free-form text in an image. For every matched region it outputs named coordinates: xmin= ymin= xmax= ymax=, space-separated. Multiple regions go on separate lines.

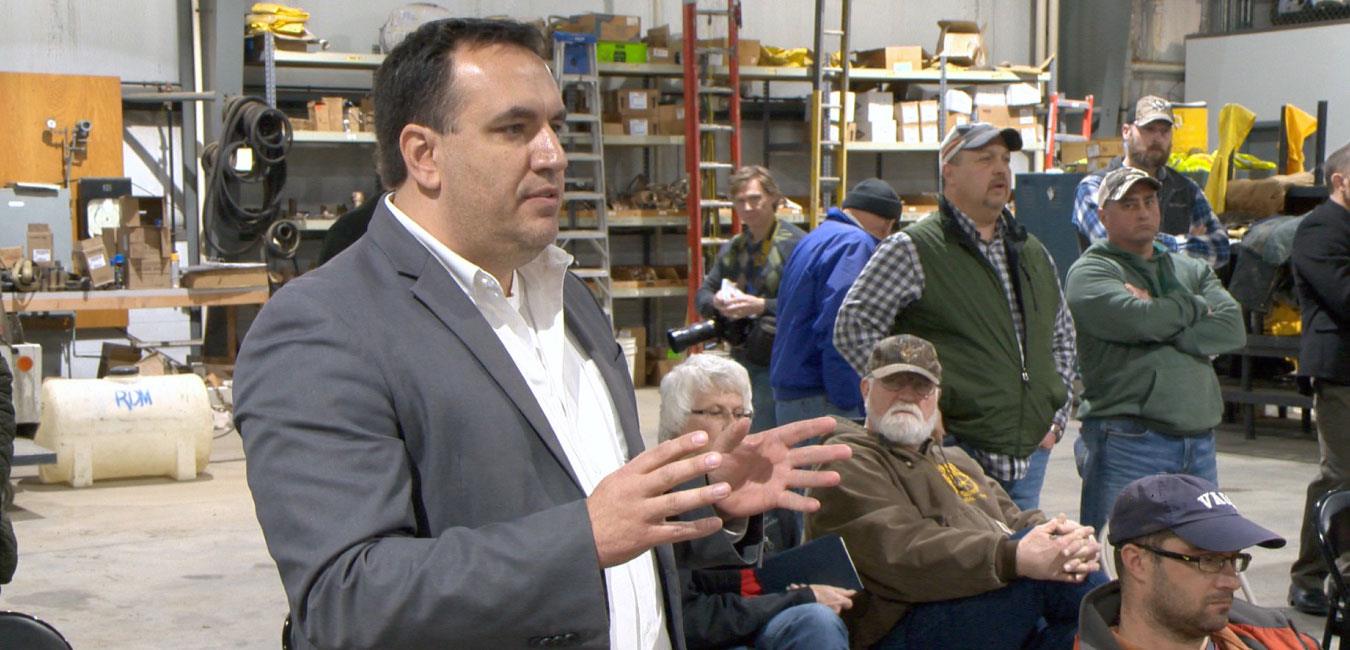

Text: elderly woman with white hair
xmin=659 ymin=354 xmax=852 ymax=650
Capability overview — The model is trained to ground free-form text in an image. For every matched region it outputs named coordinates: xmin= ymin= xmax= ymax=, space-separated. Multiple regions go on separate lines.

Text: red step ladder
xmin=1044 ymin=93 xmax=1094 ymax=169
xmin=682 ymin=0 xmax=743 ymax=323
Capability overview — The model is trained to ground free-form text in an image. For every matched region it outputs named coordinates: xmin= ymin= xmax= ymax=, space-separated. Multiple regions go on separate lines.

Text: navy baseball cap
xmin=1107 ymin=474 xmax=1285 ymax=552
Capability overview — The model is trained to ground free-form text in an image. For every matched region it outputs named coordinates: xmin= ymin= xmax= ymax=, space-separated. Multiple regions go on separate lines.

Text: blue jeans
xmin=873 ymin=571 xmax=1108 ymax=650
xmin=733 ymin=602 xmax=848 ymax=650
xmin=1076 ymin=417 xmax=1218 ymax=531
xmin=774 ymin=392 xmax=860 ymax=427
xmin=949 ymin=441 xmax=1052 ymax=512
xmin=767 ymin=393 xmax=857 ymax=552
xmin=733 ymin=353 xmax=777 ymax=434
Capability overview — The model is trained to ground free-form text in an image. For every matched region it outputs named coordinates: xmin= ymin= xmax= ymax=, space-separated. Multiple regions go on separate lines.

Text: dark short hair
xmin=1327 ymin=141 xmax=1350 ymax=180
xmin=1114 ymin=529 xmax=1177 ymax=584
xmin=372 ymin=18 xmax=546 ymax=190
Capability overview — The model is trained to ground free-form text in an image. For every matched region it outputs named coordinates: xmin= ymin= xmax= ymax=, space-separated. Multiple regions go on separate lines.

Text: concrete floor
xmin=2 ymin=390 xmax=1335 ymax=648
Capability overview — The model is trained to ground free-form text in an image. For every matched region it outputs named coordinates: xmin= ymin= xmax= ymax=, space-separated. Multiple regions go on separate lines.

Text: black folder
xmin=755 ymin=534 xmax=864 ymax=592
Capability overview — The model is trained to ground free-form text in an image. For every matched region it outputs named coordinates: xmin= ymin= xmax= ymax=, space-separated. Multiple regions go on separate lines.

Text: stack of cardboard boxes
xmin=972 ymin=82 xmax=1043 ymax=147
xmin=100 ymin=197 xmax=174 ymax=289
xmin=602 ymin=89 xmax=684 ymax=136
xmin=291 ymin=96 xmax=374 ymax=133
xmin=854 ymin=91 xmax=896 ymax=144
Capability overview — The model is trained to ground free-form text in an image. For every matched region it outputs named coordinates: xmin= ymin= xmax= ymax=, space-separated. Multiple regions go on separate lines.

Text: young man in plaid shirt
xmin=833 ymin=123 xmax=1077 ymax=511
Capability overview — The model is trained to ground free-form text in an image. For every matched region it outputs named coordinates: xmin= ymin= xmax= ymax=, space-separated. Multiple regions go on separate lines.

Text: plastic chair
xmin=0 ymin=611 xmax=72 ymax=649
xmin=1316 ymin=488 xmax=1350 ymax=650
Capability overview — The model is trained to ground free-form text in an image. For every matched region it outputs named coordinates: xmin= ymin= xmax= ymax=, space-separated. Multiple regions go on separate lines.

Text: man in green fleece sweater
xmin=1066 ymin=167 xmax=1245 ymax=532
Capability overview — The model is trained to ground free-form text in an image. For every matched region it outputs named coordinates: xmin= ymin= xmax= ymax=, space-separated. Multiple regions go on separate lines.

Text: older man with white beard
xmin=806 ymin=334 xmax=1108 ymax=650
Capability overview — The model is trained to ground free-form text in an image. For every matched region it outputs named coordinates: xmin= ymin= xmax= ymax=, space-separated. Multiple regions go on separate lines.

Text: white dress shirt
xmin=386 ymin=197 xmax=671 ymax=650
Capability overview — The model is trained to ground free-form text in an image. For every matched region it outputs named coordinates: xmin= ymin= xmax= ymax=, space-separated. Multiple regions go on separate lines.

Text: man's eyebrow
xmin=490 ymin=105 xmax=542 ymax=123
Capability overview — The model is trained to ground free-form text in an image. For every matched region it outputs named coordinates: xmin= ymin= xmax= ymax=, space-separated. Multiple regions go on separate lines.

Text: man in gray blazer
xmin=234 ymin=18 xmax=848 ymax=649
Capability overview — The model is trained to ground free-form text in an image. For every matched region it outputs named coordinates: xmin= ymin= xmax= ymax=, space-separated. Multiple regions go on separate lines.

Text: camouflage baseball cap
xmin=866 ymin=334 xmax=942 ymax=385
xmin=1096 ymin=166 xmax=1163 ymax=206
xmin=1133 ymin=95 xmax=1175 ymax=126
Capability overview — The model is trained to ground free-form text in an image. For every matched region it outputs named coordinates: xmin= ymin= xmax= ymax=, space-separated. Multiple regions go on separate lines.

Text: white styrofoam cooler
xmin=34 ymin=373 xmax=214 ymax=487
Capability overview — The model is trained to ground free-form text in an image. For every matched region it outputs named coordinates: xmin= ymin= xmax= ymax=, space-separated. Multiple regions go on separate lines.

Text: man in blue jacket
xmin=771 ymin=178 xmax=902 ymax=425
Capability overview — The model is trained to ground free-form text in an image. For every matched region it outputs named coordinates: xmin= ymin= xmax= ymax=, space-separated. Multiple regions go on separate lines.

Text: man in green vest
xmin=1065 ymin=167 xmax=1244 ymax=532
xmin=834 ymin=123 xmax=1076 ymax=511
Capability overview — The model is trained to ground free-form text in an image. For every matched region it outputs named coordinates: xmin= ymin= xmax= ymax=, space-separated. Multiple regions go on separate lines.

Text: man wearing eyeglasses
xmin=808 ymin=334 xmax=1106 ymax=650
xmin=1077 ymin=474 xmax=1317 ymax=650
xmin=1066 ymin=167 xmax=1245 ymax=533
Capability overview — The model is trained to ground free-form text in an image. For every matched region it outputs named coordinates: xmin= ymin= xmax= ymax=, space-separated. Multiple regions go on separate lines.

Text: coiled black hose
xmin=202 ymin=96 xmax=292 ymax=257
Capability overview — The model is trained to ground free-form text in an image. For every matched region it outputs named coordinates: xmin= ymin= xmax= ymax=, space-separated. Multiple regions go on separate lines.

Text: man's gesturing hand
xmin=707 ymin=416 xmax=852 ymax=519
xmin=588 ymin=431 xmax=735 ymax=568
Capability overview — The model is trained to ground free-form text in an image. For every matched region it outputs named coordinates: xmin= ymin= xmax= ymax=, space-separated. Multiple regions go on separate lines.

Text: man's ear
xmin=400 ymin=123 xmax=442 ymax=192
xmin=1119 ymin=544 xmax=1147 ymax=582
xmin=859 ymin=376 xmax=871 ymax=401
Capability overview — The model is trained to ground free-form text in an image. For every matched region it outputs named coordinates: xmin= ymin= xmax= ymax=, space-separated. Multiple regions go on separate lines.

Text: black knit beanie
xmin=841 ymin=178 xmax=902 ymax=220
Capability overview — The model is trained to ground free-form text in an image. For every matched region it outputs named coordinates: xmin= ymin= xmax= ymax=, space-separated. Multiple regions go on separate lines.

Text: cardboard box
xmin=946 ymin=111 xmax=971 ymax=127
xmin=555 ymin=13 xmax=641 ymax=42
xmin=610 ymin=89 xmax=660 ymax=115
xmin=597 ymin=41 xmax=647 ymax=64
xmin=646 ymin=351 xmax=683 ymax=385
xmin=27 ymin=224 xmax=53 ymax=266
xmin=935 ymin=20 xmax=985 ymax=66
xmin=74 ymin=237 xmax=114 ymax=287
xmin=855 ymin=46 xmax=926 ymax=73
xmin=647 ymin=45 xmax=675 ymax=64
xmin=645 ymin=25 xmax=671 ymax=47
xmin=918 ymin=100 xmax=939 ymax=123
xmin=737 ymin=39 xmax=760 ymax=66
xmin=857 ymin=119 xmax=898 ymax=144
xmin=1010 ymin=106 xmax=1038 ymax=126
xmin=0 ymin=247 xmax=23 ymax=270
xmin=127 ymin=258 xmax=172 ymax=289
xmin=623 ymin=117 xmax=651 ymax=136
xmin=856 ymin=91 xmax=895 ymax=122
xmin=897 ymin=101 xmax=921 ymax=125
xmin=307 ymin=97 xmax=347 ymax=132
xmin=1006 ymin=82 xmax=1042 ymax=106
xmin=900 ymin=123 xmax=921 ymax=143
xmin=976 ymin=105 xmax=1012 ymax=127
xmin=602 ymin=122 xmax=625 ymax=136
xmin=943 ymin=89 xmax=974 ymax=115
xmin=920 ymin=122 xmax=940 ymax=143
xmin=290 ymin=117 xmax=313 ymax=131
xmin=1060 ymin=138 xmax=1124 ymax=167
xmin=653 ymin=104 xmax=686 ymax=135
xmin=974 ymin=87 xmax=1008 ymax=107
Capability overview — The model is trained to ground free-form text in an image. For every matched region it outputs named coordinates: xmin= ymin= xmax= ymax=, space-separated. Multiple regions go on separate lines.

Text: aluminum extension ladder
xmin=552 ymin=32 xmax=614 ymax=326
xmin=807 ymin=0 xmax=852 ymax=228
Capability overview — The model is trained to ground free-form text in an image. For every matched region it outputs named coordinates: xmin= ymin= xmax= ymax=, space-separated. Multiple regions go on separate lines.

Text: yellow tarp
xmin=246 ymin=3 xmax=310 ymax=36
xmin=1205 ymin=103 xmax=1256 ymax=214
xmin=1283 ymin=104 xmax=1318 ymax=175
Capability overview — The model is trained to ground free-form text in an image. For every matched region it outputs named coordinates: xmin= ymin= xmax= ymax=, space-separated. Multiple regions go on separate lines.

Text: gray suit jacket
xmin=235 ymin=205 xmax=760 ymax=649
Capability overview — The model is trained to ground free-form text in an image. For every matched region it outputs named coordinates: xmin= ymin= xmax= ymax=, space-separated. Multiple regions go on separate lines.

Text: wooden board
xmin=0 ymin=72 xmax=124 ymax=188
xmin=1 ymin=288 xmax=269 ymax=313
xmin=0 ymin=72 xmax=127 ymax=329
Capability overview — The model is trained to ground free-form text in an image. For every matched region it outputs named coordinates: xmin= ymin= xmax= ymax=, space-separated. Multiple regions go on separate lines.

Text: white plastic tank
xmin=34 ymin=370 xmax=214 ymax=487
